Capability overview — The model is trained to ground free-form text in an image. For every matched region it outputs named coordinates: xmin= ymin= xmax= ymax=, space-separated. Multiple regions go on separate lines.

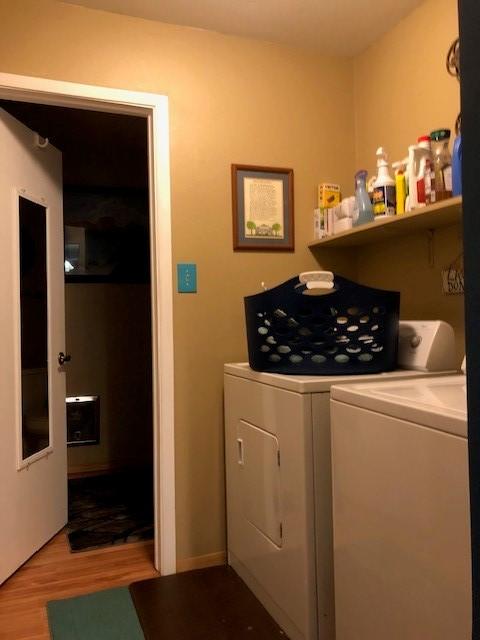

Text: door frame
xmin=459 ymin=0 xmax=480 ymax=632
xmin=0 ymin=72 xmax=176 ymax=575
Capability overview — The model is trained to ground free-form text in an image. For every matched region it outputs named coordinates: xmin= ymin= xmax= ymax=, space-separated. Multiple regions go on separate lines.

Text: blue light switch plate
xmin=177 ymin=263 xmax=197 ymax=293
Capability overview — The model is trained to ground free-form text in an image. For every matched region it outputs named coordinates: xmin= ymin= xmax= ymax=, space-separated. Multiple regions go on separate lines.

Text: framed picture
xmin=231 ymin=164 xmax=294 ymax=251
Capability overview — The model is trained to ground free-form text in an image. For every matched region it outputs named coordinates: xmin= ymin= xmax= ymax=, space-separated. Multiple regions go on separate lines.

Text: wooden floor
xmin=0 ymin=531 xmax=159 ymax=640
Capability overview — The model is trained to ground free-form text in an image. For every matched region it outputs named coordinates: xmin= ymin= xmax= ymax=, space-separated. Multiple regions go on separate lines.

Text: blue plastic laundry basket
xmin=244 ymin=274 xmax=400 ymax=375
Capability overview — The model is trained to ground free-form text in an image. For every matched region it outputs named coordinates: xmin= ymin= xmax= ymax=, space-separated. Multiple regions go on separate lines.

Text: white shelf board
xmin=308 ymin=196 xmax=462 ymax=249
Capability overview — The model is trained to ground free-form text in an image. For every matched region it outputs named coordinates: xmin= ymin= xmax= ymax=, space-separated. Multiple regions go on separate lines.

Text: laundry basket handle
xmin=298 ymin=271 xmax=335 ymax=295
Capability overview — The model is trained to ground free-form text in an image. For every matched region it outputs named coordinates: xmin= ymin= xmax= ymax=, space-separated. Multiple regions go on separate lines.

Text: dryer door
xmin=238 ymin=420 xmax=282 ymax=546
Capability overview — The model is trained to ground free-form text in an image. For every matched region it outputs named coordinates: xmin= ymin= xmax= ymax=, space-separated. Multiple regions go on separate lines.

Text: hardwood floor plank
xmin=0 ymin=531 xmax=158 ymax=640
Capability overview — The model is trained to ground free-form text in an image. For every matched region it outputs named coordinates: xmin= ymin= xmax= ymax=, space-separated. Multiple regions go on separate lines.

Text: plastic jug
xmin=406 ymin=144 xmax=431 ymax=211
xmin=372 ymin=147 xmax=396 ymax=218
xmin=392 ymin=161 xmax=407 ymax=214
xmin=452 ymin=134 xmax=462 ymax=196
xmin=430 ymin=129 xmax=452 ymax=201
xmin=417 ymin=136 xmax=435 ymax=204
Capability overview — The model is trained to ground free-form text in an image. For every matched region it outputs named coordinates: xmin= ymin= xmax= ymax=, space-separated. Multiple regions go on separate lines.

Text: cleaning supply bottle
xmin=367 ymin=176 xmax=376 ymax=204
xmin=417 ymin=136 xmax=435 ymax=204
xmin=354 ymin=170 xmax=374 ymax=226
xmin=406 ymin=142 xmax=432 ymax=210
xmin=430 ymin=129 xmax=453 ymax=201
xmin=373 ymin=147 xmax=396 ymax=219
xmin=452 ymin=133 xmax=462 ymax=196
xmin=392 ymin=161 xmax=407 ymax=214
xmin=406 ymin=145 xmax=416 ymax=211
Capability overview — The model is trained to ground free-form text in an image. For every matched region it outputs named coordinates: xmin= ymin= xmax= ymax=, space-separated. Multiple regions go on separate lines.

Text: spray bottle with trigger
xmin=372 ymin=147 xmax=396 ymax=219
xmin=353 ymin=170 xmax=375 ymax=226
xmin=406 ymin=140 xmax=434 ymax=211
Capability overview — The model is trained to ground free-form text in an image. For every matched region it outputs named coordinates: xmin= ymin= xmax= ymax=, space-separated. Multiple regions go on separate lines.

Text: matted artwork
xmin=231 ymin=164 xmax=294 ymax=251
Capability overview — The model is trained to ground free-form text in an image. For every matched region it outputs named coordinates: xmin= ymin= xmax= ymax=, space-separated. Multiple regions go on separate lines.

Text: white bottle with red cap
xmin=417 ymin=135 xmax=435 ymax=205
xmin=406 ymin=137 xmax=435 ymax=211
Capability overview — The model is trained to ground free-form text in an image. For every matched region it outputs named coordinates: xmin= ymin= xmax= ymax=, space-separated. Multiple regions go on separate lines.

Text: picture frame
xmin=231 ymin=164 xmax=294 ymax=251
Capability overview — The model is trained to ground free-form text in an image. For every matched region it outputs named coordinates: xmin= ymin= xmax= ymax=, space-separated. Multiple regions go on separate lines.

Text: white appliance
xmin=224 ymin=321 xmax=457 ymax=640
xmin=330 ymin=374 xmax=470 ymax=640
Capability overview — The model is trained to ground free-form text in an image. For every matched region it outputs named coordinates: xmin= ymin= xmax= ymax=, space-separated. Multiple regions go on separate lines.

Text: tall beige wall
xmin=353 ymin=0 xmax=464 ymax=361
xmin=0 ymin=0 xmax=356 ymax=561
xmin=0 ymin=0 xmax=462 ymax=565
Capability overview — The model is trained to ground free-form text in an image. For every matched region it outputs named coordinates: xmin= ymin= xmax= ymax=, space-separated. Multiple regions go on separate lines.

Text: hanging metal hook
xmin=34 ymin=132 xmax=49 ymax=149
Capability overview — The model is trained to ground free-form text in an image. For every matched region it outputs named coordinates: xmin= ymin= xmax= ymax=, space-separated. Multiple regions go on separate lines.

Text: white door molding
xmin=0 ymin=72 xmax=176 ymax=575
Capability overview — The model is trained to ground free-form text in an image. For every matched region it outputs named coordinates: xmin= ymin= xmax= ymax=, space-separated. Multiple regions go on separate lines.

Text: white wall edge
xmin=0 ymin=72 xmax=176 ymax=575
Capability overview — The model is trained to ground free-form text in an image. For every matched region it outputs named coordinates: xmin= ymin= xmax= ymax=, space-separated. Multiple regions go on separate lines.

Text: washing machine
xmin=330 ymin=373 xmax=470 ymax=640
xmin=224 ymin=321 xmax=457 ymax=640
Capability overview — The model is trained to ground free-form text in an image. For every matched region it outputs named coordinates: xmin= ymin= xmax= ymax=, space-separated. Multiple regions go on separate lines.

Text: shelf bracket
xmin=427 ymin=229 xmax=435 ymax=268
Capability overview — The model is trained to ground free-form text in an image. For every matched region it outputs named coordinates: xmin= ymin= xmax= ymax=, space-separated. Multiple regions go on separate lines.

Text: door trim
xmin=0 ymin=72 xmax=176 ymax=575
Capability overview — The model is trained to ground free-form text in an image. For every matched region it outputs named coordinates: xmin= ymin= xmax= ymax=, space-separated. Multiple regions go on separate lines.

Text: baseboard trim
xmin=176 ymin=551 xmax=226 ymax=573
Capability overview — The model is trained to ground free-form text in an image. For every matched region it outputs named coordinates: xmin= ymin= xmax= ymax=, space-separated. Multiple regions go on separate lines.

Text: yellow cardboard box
xmin=318 ymin=183 xmax=341 ymax=209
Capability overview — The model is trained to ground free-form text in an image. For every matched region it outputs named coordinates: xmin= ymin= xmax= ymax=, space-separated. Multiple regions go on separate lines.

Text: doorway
xmin=0 ymin=73 xmax=175 ymax=576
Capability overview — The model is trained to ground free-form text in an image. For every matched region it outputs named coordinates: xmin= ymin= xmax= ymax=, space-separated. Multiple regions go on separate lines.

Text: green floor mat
xmin=47 ymin=586 xmax=145 ymax=639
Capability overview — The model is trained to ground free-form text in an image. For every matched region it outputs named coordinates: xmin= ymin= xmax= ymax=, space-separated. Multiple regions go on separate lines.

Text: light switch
xmin=177 ymin=263 xmax=197 ymax=293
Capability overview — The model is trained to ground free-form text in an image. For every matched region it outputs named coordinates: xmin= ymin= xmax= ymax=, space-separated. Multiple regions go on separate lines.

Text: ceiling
xmin=64 ymin=0 xmax=423 ymax=57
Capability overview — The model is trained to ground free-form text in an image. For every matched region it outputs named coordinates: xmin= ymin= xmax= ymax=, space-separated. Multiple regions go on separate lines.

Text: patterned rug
xmin=67 ymin=472 xmax=154 ymax=552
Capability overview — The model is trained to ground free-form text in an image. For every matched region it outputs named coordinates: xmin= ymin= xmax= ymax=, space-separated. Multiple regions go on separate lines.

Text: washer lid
xmin=331 ymin=375 xmax=467 ymax=437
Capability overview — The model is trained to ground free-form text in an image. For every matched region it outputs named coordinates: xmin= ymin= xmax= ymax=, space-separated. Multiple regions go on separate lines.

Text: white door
xmin=0 ymin=107 xmax=67 ymax=584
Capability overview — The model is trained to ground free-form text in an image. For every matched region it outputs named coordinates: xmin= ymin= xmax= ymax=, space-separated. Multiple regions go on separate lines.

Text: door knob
xmin=58 ymin=352 xmax=72 ymax=366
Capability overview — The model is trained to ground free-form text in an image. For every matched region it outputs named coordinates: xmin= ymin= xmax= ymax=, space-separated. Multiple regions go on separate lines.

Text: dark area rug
xmin=67 ymin=471 xmax=154 ymax=552
xmin=129 ymin=565 xmax=288 ymax=639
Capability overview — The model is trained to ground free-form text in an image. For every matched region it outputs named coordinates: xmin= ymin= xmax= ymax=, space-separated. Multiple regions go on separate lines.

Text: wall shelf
xmin=308 ymin=196 xmax=462 ymax=249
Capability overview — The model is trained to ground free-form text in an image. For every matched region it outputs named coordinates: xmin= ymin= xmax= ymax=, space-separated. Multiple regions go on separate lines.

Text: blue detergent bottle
xmin=354 ymin=170 xmax=375 ymax=226
xmin=452 ymin=134 xmax=462 ymax=196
